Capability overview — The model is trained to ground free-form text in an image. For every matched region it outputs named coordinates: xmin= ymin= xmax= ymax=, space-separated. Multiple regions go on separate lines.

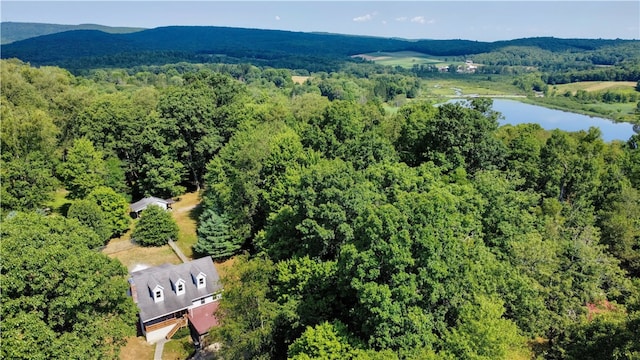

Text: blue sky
xmin=2 ymin=1 xmax=639 ymax=41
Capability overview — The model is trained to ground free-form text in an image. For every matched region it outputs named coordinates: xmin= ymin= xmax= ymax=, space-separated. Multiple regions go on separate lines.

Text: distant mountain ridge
xmin=1 ymin=22 xmax=145 ymax=44
xmin=2 ymin=22 xmax=636 ymax=72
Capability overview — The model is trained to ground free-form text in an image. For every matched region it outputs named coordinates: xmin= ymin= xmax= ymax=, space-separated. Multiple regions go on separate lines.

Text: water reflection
xmin=448 ymin=99 xmax=636 ymax=142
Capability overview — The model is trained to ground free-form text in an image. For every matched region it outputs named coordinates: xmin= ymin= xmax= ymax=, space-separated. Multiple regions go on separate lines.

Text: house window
xmin=194 ymin=272 xmax=206 ymax=289
xmin=178 ymin=284 xmax=183 ymax=292
xmin=152 ymin=285 xmax=165 ymax=303
xmin=201 ymin=298 xmax=206 ymax=305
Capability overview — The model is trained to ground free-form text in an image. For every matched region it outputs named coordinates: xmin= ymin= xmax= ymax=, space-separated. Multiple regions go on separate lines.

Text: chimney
xmin=128 ymin=278 xmax=138 ymax=304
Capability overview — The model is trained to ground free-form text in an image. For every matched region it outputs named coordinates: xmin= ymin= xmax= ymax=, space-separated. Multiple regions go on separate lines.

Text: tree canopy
xmin=1 ymin=213 xmax=137 ymax=359
xmin=1 ymin=58 xmax=638 ymax=360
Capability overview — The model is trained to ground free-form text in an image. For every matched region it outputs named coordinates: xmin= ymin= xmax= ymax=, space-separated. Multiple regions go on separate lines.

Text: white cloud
xmin=353 ymin=12 xmax=376 ymax=22
xmin=397 ymin=16 xmax=434 ymax=24
xmin=275 ymin=15 xmax=281 ymax=21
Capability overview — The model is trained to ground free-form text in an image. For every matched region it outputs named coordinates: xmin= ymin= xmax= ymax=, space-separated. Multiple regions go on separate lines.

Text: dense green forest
xmin=0 ymin=22 xmax=144 ymax=45
xmin=3 ymin=24 xmax=639 ymax=76
xmin=1 ymin=53 xmax=640 ymax=360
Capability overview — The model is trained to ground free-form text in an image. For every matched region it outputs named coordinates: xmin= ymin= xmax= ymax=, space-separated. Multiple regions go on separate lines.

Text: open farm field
xmin=355 ymin=51 xmax=445 ymax=68
xmin=553 ymin=81 xmax=637 ymax=94
xmin=421 ymin=77 xmax=525 ymax=98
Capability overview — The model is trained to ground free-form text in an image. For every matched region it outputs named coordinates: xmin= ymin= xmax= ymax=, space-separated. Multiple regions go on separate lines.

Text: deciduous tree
xmin=209 ymin=255 xmax=280 ymax=360
xmin=132 ymin=205 xmax=178 ymax=246
xmin=67 ymin=198 xmax=111 ymax=243
xmin=58 ymin=137 xmax=106 ymax=199
xmin=87 ymin=186 xmax=130 ymax=237
xmin=1 ymin=212 xmax=136 ymax=359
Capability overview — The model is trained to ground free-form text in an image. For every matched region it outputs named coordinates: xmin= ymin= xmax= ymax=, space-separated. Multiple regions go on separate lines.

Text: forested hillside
xmin=1 ymin=58 xmax=639 ymax=359
xmin=0 ymin=22 xmax=144 ymax=44
xmin=2 ymin=23 xmax=639 ymax=75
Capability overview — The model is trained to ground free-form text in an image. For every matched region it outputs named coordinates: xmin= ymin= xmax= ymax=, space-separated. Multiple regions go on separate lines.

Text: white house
xmin=129 ymin=196 xmax=175 ymax=218
xmin=129 ymin=257 xmax=223 ymax=344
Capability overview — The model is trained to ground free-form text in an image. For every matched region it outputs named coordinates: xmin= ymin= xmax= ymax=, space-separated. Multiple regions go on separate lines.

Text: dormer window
xmin=190 ymin=265 xmax=208 ymax=290
xmin=196 ymin=273 xmax=206 ymax=289
xmin=152 ymin=284 xmax=164 ymax=303
xmin=175 ymin=278 xmax=186 ymax=296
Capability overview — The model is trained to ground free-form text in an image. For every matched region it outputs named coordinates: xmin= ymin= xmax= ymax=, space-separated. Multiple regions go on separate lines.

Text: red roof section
xmin=188 ymin=301 xmax=220 ymax=335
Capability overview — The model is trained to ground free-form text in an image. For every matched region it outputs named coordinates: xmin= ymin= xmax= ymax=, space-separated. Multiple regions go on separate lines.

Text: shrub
xmin=132 ymin=205 xmax=178 ymax=246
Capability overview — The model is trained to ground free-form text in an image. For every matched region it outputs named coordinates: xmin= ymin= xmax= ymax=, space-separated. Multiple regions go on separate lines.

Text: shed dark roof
xmin=130 ymin=257 xmax=222 ymax=323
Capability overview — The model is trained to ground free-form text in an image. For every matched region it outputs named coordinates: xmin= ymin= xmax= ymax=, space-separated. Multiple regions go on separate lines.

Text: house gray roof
xmin=130 ymin=257 xmax=222 ymax=323
xmin=129 ymin=196 xmax=174 ymax=213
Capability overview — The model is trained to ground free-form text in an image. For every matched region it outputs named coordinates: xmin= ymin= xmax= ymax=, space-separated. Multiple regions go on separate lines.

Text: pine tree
xmin=194 ymin=208 xmax=238 ymax=259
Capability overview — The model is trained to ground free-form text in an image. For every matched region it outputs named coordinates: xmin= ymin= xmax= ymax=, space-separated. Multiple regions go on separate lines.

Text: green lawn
xmin=163 ymin=335 xmax=194 ymax=360
xmin=170 ymin=191 xmax=202 ymax=259
xmin=44 ymin=188 xmax=73 ymax=215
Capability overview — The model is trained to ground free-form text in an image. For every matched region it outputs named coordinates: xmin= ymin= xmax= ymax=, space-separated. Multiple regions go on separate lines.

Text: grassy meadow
xmin=356 ymin=51 xmax=446 ymax=68
xmin=418 ymin=75 xmax=526 ymax=98
xmin=552 ymin=81 xmax=637 ymax=94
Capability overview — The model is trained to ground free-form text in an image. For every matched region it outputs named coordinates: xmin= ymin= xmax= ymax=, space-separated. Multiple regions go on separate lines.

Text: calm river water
xmin=445 ymin=98 xmax=636 ymax=142
xmin=490 ymin=99 xmax=636 ymax=142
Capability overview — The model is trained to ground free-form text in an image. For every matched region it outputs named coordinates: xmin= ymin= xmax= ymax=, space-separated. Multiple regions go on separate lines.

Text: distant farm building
xmin=463 ymin=60 xmax=478 ymax=73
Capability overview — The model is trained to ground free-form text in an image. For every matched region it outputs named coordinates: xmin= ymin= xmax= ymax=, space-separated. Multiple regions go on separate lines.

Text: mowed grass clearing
xmin=170 ymin=191 xmax=202 ymax=259
xmin=292 ymin=75 xmax=310 ymax=84
xmin=102 ymin=191 xmax=202 ymax=270
xmin=553 ymin=81 xmax=637 ymax=94
xmin=44 ymin=188 xmax=72 ymax=215
xmin=103 ymin=229 xmax=181 ymax=271
xmin=354 ymin=51 xmax=445 ymax=68
xmin=119 ymin=336 xmax=154 ymax=360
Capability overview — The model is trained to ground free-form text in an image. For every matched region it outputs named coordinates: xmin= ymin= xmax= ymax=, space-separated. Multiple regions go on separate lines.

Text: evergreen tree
xmin=194 ymin=208 xmax=237 ymax=259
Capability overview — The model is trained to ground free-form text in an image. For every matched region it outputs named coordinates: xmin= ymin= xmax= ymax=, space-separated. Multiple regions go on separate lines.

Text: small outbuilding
xmin=130 ymin=196 xmax=175 ymax=218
